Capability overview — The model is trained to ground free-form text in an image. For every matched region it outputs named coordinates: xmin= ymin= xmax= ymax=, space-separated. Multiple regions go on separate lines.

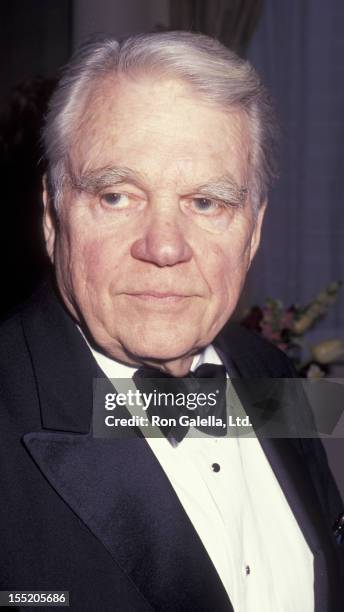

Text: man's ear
xmin=42 ymin=174 xmax=57 ymax=263
xmin=249 ymin=200 xmax=267 ymax=265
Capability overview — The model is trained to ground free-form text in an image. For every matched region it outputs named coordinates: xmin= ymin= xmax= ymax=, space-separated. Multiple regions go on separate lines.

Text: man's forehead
xmin=86 ymin=72 xmax=202 ymax=110
xmin=70 ymin=74 xmax=250 ymax=189
xmin=75 ymin=72 xmax=249 ymax=140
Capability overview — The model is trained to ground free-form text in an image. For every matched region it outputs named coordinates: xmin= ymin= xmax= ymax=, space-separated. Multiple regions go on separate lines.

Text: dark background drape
xmin=169 ymin=0 xmax=263 ymax=56
xmin=247 ymin=0 xmax=344 ymax=346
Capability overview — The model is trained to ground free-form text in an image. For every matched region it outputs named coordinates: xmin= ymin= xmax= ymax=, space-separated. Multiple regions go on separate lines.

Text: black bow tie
xmin=133 ymin=363 xmax=227 ymax=444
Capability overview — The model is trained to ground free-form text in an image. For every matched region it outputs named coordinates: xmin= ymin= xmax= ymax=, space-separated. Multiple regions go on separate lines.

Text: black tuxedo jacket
xmin=0 ymin=283 xmax=342 ymax=611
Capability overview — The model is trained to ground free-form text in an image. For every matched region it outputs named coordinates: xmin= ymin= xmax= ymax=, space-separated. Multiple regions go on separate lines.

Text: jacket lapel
xmin=21 ymin=283 xmax=233 ymax=612
xmin=23 ymin=430 xmax=233 ymax=612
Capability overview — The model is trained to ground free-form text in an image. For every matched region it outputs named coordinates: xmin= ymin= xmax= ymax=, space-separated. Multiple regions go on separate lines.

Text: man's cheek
xmin=214 ymin=257 xmax=246 ymax=302
xmin=81 ymin=239 xmax=123 ymax=285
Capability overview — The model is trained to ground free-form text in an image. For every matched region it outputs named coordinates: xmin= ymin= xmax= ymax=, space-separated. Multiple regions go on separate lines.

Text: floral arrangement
xmin=240 ymin=282 xmax=343 ymax=378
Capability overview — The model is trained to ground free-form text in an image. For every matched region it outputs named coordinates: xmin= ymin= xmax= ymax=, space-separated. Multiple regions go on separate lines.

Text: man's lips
xmin=125 ymin=291 xmax=192 ymax=301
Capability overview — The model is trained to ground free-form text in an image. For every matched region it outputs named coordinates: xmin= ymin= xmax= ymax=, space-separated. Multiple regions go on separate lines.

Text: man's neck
xmin=77 ymin=325 xmax=223 ymax=379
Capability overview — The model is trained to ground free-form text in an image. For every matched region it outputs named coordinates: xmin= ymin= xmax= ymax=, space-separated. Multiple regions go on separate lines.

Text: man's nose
xmin=130 ymin=206 xmax=193 ymax=267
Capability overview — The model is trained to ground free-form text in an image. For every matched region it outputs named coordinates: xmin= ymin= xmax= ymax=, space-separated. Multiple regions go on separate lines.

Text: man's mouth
xmin=126 ymin=291 xmax=189 ymax=302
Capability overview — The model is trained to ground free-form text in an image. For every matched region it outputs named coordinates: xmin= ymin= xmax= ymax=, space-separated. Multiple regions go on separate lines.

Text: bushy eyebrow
xmin=69 ymin=165 xmax=248 ymax=206
xmin=192 ymin=177 xmax=248 ymax=206
xmin=68 ymin=166 xmax=146 ymax=193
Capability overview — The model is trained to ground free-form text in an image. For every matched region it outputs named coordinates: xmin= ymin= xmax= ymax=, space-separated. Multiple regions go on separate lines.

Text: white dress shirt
xmin=87 ymin=339 xmax=314 ymax=612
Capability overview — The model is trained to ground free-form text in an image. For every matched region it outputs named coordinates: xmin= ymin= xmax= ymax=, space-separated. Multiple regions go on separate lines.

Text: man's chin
xmin=120 ymin=334 xmax=200 ymax=368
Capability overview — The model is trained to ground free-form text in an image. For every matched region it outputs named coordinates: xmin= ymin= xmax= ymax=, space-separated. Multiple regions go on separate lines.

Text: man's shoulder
xmin=0 ymin=295 xmax=43 ymax=432
xmin=0 ymin=280 xmax=74 ymax=352
xmin=0 ymin=282 xmax=96 ymax=436
xmin=215 ymin=320 xmax=296 ymax=377
xmin=0 ymin=283 xmax=48 ymax=357
xmin=0 ymin=304 xmax=28 ymax=364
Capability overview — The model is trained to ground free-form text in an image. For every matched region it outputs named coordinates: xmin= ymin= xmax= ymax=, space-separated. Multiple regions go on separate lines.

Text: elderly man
xmin=0 ymin=31 xmax=342 ymax=612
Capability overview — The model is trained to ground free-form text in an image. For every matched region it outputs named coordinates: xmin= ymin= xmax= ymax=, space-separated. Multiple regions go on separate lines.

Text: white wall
xmin=73 ymin=0 xmax=169 ymax=48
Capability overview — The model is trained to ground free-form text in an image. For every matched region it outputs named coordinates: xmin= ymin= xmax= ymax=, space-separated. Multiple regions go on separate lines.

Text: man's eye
xmin=101 ymin=193 xmax=129 ymax=207
xmin=192 ymin=198 xmax=221 ymax=213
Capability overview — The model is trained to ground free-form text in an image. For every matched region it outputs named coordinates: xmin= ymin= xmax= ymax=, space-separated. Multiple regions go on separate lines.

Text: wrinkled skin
xmin=43 ymin=75 xmax=265 ymax=375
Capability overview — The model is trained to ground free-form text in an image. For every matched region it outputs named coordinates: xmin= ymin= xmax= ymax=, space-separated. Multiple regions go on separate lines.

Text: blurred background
xmin=0 ymin=0 xmax=343 ymax=496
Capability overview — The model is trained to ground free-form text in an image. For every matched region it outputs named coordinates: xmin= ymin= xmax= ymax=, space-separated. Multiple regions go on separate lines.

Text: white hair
xmin=43 ymin=30 xmax=278 ymax=213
